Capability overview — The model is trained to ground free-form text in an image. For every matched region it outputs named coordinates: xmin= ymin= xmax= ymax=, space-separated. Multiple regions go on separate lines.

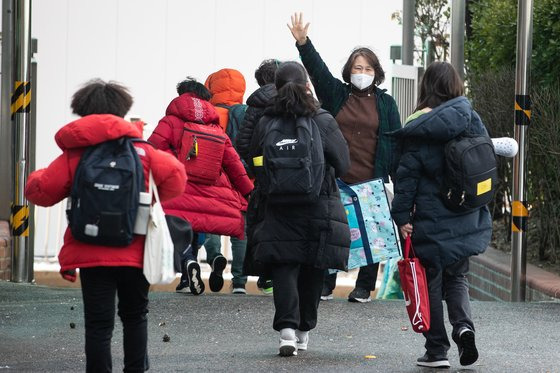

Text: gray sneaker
xmin=348 ymin=287 xmax=371 ymax=303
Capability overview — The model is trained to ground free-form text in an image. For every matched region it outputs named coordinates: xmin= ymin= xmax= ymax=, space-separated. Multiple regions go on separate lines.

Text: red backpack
xmin=178 ymin=122 xmax=226 ymax=185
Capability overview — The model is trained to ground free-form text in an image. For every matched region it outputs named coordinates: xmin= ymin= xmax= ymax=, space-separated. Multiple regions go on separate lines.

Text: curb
xmin=471 ymin=246 xmax=560 ymax=300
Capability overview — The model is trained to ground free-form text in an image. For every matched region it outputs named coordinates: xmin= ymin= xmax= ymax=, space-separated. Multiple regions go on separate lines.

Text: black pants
xmin=323 ymin=262 xmax=379 ymax=292
xmin=80 ymin=267 xmax=150 ymax=373
xmin=271 ymin=263 xmax=325 ymax=331
xmin=423 ymin=258 xmax=474 ymax=358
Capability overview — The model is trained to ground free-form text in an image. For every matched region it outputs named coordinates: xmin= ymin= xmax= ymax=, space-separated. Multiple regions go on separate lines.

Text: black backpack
xmin=216 ymin=103 xmax=248 ymax=145
xmin=441 ymin=133 xmax=497 ymax=212
xmin=262 ymin=116 xmax=325 ymax=204
xmin=67 ymin=137 xmax=145 ymax=246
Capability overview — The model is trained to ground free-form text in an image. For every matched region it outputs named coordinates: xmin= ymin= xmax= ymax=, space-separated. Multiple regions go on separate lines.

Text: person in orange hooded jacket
xmin=25 ymin=79 xmax=186 ymax=372
xmin=203 ymin=69 xmax=252 ymax=294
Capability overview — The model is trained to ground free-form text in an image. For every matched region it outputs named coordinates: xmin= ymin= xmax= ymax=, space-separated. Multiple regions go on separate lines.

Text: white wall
xmin=31 ymin=0 xmax=402 ymax=256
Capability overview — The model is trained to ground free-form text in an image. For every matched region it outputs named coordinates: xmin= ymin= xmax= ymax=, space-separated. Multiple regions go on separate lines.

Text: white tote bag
xmin=143 ymin=171 xmax=176 ymax=285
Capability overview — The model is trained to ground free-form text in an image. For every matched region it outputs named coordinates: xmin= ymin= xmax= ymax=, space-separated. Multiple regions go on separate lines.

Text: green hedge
xmin=467 ymin=0 xmax=560 ymax=88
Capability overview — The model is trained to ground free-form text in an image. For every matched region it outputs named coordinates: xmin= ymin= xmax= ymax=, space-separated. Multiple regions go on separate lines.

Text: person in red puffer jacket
xmin=148 ymin=77 xmax=253 ymax=295
xmin=25 ymin=79 xmax=186 ymax=373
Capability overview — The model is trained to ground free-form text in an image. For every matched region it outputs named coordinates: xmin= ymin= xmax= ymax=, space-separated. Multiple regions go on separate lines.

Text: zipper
xmin=183 ymin=127 xmax=226 ymax=143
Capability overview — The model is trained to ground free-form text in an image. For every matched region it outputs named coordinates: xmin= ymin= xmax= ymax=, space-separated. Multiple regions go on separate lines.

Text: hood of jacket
xmin=391 ymin=96 xmax=473 ymax=142
xmin=54 ymin=114 xmax=143 ymax=151
xmin=205 ymin=68 xmax=246 ymax=106
xmin=246 ymin=84 xmax=277 ymax=108
xmin=165 ymin=92 xmax=220 ymax=125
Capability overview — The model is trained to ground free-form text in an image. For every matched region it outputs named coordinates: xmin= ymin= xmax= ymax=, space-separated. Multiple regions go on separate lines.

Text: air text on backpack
xmin=262 ymin=116 xmax=325 ymax=204
xmin=67 ymin=137 xmax=144 ymax=246
xmin=442 ymin=134 xmax=497 ymax=212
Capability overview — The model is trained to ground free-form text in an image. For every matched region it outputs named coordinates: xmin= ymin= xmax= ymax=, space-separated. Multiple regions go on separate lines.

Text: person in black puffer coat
xmin=247 ymin=61 xmax=350 ymax=357
xmin=391 ymin=62 xmax=491 ymax=369
xmin=236 ymin=59 xmax=280 ymax=294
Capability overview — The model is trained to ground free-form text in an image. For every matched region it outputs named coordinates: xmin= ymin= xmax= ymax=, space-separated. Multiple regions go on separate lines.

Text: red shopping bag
xmin=397 ymin=236 xmax=430 ymax=333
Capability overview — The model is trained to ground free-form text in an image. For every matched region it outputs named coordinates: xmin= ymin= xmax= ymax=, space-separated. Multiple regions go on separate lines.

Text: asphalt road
xmin=1 ymin=281 xmax=559 ymax=372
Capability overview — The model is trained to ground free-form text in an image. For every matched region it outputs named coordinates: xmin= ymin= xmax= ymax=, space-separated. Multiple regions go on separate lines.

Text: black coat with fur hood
xmin=247 ymin=107 xmax=351 ymax=271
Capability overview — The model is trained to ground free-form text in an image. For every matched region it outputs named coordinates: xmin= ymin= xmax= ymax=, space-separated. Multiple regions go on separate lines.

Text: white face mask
xmin=350 ymin=73 xmax=374 ymax=90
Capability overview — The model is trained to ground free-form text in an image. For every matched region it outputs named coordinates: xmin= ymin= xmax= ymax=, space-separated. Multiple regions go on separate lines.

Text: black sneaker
xmin=257 ymin=278 xmax=273 ymax=295
xmin=348 ymin=287 xmax=371 ymax=303
xmin=320 ymin=285 xmax=333 ymax=301
xmin=416 ymin=353 xmax=450 ymax=368
xmin=175 ymin=274 xmax=191 ymax=293
xmin=186 ymin=260 xmax=204 ymax=295
xmin=209 ymin=255 xmax=227 ymax=292
xmin=458 ymin=328 xmax=478 ymax=366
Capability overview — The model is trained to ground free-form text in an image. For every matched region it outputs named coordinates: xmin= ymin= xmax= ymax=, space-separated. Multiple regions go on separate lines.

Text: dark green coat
xmin=296 ymin=38 xmax=402 ymax=182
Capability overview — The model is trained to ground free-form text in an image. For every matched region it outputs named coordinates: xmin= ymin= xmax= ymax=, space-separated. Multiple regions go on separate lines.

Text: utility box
xmin=390 ymin=45 xmax=402 ymax=63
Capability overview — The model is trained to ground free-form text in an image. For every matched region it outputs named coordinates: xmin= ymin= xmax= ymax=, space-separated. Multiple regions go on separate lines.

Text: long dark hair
xmin=416 ymin=61 xmax=464 ymax=111
xmin=341 ymin=47 xmax=385 ymax=86
xmin=273 ymin=61 xmax=319 ymax=117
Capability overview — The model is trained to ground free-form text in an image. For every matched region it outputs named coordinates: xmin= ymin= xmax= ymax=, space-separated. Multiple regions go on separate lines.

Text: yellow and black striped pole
xmin=10 ymin=0 xmax=33 ymax=283
xmin=511 ymin=0 xmax=533 ymax=302
xmin=10 ymin=204 xmax=29 ymax=237
xmin=10 ymin=81 xmax=31 ymax=118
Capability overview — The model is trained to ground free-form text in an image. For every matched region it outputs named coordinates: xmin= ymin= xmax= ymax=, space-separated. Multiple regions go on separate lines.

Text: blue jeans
xmin=204 ymin=234 xmax=247 ymax=286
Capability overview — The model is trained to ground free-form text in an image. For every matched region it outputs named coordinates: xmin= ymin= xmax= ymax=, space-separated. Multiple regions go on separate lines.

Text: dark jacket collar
xmin=392 ymin=96 xmax=473 ymax=142
xmin=246 ymin=84 xmax=277 ymax=108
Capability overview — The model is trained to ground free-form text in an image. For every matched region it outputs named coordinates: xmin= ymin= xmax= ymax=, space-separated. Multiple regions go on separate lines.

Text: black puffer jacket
xmin=391 ymin=96 xmax=492 ymax=269
xmin=247 ymin=107 xmax=351 ymax=271
xmin=236 ymin=84 xmax=277 ymax=166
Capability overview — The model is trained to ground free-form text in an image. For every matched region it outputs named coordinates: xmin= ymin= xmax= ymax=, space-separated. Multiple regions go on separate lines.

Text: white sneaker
xmin=295 ymin=330 xmax=309 ymax=351
xmin=279 ymin=338 xmax=297 ymax=356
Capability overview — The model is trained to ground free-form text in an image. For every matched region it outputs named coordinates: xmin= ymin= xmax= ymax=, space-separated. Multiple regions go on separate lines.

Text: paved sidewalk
xmin=1 ymin=281 xmax=559 ymax=372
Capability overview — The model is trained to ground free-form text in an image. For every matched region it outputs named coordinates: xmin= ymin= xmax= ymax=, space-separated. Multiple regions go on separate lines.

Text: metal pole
xmin=450 ymin=0 xmax=466 ymax=80
xmin=10 ymin=0 xmax=32 ymax=282
xmin=1 ymin=0 xmax=15 ymax=222
xmin=402 ymin=0 xmax=415 ymax=65
xmin=511 ymin=0 xmax=533 ymax=302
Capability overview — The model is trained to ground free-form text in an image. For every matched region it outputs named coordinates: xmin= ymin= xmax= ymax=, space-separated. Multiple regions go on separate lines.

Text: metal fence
xmin=391 ymin=64 xmax=424 ymax=125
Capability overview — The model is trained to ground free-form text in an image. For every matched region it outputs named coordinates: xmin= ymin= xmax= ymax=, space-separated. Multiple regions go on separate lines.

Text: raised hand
xmin=288 ymin=12 xmax=310 ymax=46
